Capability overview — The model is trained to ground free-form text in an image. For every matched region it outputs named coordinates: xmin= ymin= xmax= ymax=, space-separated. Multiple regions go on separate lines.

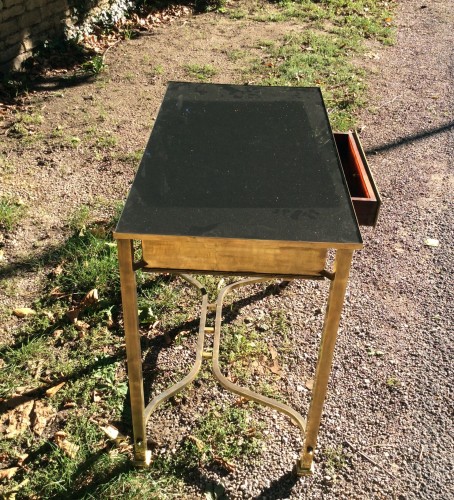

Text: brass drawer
xmin=142 ymin=236 xmax=327 ymax=276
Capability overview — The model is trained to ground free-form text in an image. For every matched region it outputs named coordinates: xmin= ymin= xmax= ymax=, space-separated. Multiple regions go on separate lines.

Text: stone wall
xmin=0 ymin=0 xmax=110 ymax=72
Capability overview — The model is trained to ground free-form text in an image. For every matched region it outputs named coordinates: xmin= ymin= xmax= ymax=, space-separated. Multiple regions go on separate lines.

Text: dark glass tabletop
xmin=115 ymin=82 xmax=362 ymax=246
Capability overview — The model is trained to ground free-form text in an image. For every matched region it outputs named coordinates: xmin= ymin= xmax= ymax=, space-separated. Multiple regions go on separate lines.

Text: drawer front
xmin=142 ymin=237 xmax=327 ymax=276
xmin=334 ymin=131 xmax=381 ymax=227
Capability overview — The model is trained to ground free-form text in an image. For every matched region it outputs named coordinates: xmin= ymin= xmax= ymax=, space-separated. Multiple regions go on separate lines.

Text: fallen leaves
xmin=54 ymin=431 xmax=79 ymax=458
xmin=100 ymin=424 xmax=124 ymax=441
xmin=31 ymin=401 xmax=55 ymax=436
xmin=0 ymin=467 xmax=18 ymax=480
xmin=45 ymin=382 xmax=66 ymax=397
xmin=268 ymin=344 xmax=283 ymax=376
xmin=0 ymin=400 xmax=56 ymax=438
xmin=12 ymin=307 xmax=36 ymax=318
xmin=66 ymin=288 xmax=98 ymax=323
xmin=424 ymin=237 xmax=440 ymax=247
xmin=1 ymin=401 xmax=34 ymax=438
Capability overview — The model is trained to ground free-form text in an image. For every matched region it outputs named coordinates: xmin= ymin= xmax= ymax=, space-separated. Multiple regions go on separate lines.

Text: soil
xmin=1 ymin=0 xmax=453 ymax=498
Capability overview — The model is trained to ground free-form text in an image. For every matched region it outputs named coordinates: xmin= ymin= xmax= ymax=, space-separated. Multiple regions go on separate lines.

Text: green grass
xmin=242 ymin=0 xmax=395 ymax=129
xmin=184 ymin=63 xmax=218 ymax=82
xmin=0 ymin=196 xmax=26 ymax=232
xmin=254 ymin=30 xmax=366 ymax=130
xmin=153 ymin=402 xmax=262 ymax=474
xmin=323 ymin=444 xmax=348 ymax=480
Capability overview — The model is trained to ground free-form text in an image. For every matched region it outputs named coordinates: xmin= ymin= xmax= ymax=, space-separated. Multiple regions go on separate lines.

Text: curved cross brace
xmin=144 ymin=274 xmax=306 ymax=436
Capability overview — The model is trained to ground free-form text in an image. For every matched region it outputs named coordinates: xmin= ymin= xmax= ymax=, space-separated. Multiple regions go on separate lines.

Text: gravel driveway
xmin=322 ymin=1 xmax=453 ymax=497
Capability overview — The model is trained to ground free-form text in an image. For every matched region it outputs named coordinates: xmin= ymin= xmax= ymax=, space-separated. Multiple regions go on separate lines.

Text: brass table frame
xmin=115 ymin=237 xmax=357 ymax=475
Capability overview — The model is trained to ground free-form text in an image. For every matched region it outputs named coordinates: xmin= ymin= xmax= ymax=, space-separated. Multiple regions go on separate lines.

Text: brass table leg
xmin=117 ymin=239 xmax=151 ymax=466
xmin=297 ymin=249 xmax=353 ymax=475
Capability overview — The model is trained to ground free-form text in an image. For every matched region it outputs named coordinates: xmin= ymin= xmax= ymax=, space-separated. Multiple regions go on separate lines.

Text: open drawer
xmin=334 ymin=131 xmax=381 ymax=227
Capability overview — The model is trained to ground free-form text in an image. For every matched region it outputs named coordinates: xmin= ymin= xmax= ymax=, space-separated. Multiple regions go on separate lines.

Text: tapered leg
xmin=298 ymin=249 xmax=354 ymax=475
xmin=117 ymin=239 xmax=150 ymax=466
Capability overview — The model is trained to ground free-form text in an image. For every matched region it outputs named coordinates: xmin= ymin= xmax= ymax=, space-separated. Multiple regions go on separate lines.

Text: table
xmin=114 ymin=81 xmax=363 ymax=474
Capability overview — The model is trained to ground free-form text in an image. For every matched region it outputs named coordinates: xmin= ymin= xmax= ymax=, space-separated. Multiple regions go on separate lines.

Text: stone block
xmin=1 ymin=3 xmax=25 ymax=21
xmin=4 ymin=0 xmax=23 ymax=9
xmin=0 ymin=18 xmax=20 ymax=37
xmin=19 ymin=9 xmax=42 ymax=29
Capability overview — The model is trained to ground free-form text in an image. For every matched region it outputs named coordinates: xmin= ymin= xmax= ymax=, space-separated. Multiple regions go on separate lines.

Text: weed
xmin=68 ymin=204 xmax=91 ymax=232
xmin=256 ymin=31 xmax=366 ymax=130
xmin=154 ymin=64 xmax=164 ymax=75
xmin=123 ymin=72 xmax=135 ymax=82
xmin=195 ymin=0 xmax=226 ymax=13
xmin=227 ymin=49 xmax=246 ymax=62
xmin=19 ymin=113 xmax=44 ymax=125
xmin=184 ymin=63 xmax=217 ymax=82
xmin=229 ymin=9 xmax=247 ymax=20
xmin=95 ymin=133 xmax=117 ymax=149
xmin=219 ymin=323 xmax=267 ymax=381
xmin=0 ymin=196 xmax=26 ymax=232
xmin=324 ymin=444 xmax=347 ymax=479
xmin=386 ymin=376 xmax=401 ymax=389
xmin=82 ymin=55 xmax=107 ymax=75
xmin=154 ymin=403 xmax=262 ymax=474
xmin=67 ymin=135 xmax=82 ymax=148
xmin=122 ymin=28 xmax=138 ymax=40
xmin=0 ymin=153 xmax=14 ymax=173
xmin=116 ymin=149 xmax=143 ymax=167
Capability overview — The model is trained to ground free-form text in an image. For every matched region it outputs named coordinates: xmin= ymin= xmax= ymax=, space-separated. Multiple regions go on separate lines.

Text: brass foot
xmin=134 ymin=450 xmax=152 ymax=468
xmin=295 ymin=456 xmax=314 ymax=476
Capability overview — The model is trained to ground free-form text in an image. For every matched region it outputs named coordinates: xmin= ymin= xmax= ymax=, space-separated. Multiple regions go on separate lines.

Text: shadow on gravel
xmin=366 ymin=120 xmax=454 ymax=154
xmin=253 ymin=471 xmax=299 ymax=499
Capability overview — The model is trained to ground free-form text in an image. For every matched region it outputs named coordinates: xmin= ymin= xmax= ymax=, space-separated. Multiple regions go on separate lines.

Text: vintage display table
xmin=114 ymin=82 xmax=364 ymax=474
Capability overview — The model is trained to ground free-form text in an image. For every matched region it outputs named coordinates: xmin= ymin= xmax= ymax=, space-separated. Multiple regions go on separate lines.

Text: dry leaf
xmin=54 ymin=432 xmax=79 ymax=458
xmin=66 ymin=289 xmax=99 ymax=323
xmin=268 ymin=344 xmax=278 ymax=360
xmin=53 ymin=329 xmax=64 ymax=339
xmin=31 ymin=400 xmax=55 ymax=436
xmin=1 ymin=400 xmax=34 ymax=438
xmin=100 ymin=424 xmax=120 ymax=440
xmin=424 ymin=238 xmax=439 ymax=247
xmin=213 ymin=455 xmax=236 ymax=472
xmin=75 ymin=320 xmax=90 ymax=332
xmin=12 ymin=308 xmax=36 ymax=318
xmin=305 ymin=379 xmax=314 ymax=391
xmin=0 ymin=467 xmax=18 ymax=480
xmin=269 ymin=358 xmax=283 ymax=376
xmin=100 ymin=424 xmax=127 ymax=443
xmin=83 ymin=289 xmax=99 ymax=306
xmin=17 ymin=453 xmax=28 ymax=465
xmin=188 ymin=435 xmax=205 ymax=452
xmin=45 ymin=382 xmax=65 ymax=397
xmin=51 ymin=264 xmax=64 ymax=276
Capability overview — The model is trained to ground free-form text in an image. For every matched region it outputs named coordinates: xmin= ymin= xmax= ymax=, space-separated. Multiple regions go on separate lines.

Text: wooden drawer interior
xmin=334 ymin=131 xmax=381 ymax=227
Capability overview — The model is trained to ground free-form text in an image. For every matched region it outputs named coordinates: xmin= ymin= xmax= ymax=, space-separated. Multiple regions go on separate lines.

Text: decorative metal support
xmin=144 ymin=275 xmax=306 ymax=437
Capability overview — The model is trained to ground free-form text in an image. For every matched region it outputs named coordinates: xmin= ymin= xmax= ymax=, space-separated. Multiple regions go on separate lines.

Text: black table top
xmin=115 ymin=82 xmax=362 ymax=247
